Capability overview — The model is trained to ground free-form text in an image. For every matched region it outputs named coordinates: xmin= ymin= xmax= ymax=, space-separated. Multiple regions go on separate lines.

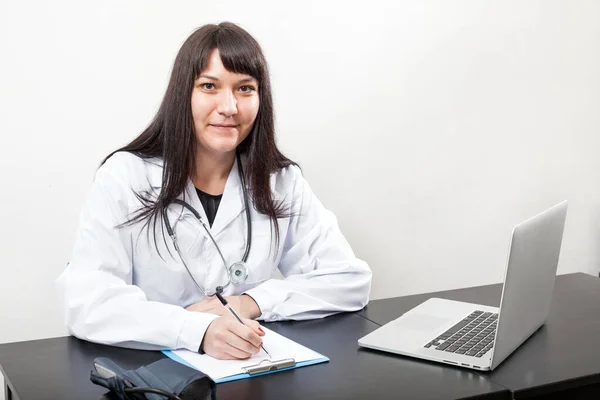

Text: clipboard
xmin=162 ymin=326 xmax=329 ymax=383
xmin=242 ymin=358 xmax=296 ymax=374
xmin=163 ymin=351 xmax=328 ymax=383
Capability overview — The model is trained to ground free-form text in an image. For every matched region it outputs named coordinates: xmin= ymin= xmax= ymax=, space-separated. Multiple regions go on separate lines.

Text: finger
xmin=223 ymin=346 xmax=252 ymax=360
xmin=222 ymin=331 xmax=259 ymax=358
xmin=212 ymin=350 xmax=240 ymax=360
xmin=220 ymin=352 xmax=243 ymax=360
xmin=225 ymin=328 xmax=261 ymax=354
xmin=245 ymin=319 xmax=265 ymax=336
xmin=228 ymin=320 xmax=263 ymax=347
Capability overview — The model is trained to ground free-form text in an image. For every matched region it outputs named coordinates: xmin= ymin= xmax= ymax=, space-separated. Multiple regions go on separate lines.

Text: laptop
xmin=358 ymin=201 xmax=568 ymax=371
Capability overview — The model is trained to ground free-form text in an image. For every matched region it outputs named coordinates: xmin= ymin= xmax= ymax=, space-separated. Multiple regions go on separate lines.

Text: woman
xmin=57 ymin=22 xmax=371 ymax=360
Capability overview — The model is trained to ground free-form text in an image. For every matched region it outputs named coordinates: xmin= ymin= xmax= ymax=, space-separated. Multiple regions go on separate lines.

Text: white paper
xmin=169 ymin=327 xmax=326 ymax=380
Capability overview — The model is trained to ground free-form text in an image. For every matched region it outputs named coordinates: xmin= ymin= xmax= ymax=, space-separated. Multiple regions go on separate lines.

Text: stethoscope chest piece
xmin=229 ymin=261 xmax=249 ymax=285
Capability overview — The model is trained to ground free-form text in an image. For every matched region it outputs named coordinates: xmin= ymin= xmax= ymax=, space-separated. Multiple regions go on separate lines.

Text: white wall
xmin=1 ymin=0 xmax=599 ymax=354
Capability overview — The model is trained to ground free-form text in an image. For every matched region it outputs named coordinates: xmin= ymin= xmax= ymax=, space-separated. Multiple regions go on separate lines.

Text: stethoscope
xmin=163 ymin=153 xmax=252 ymax=297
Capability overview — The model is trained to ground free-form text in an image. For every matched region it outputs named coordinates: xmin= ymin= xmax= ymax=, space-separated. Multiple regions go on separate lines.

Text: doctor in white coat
xmin=57 ymin=22 xmax=371 ymax=360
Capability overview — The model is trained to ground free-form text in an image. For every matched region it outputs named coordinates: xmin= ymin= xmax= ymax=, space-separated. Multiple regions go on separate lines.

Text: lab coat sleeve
xmin=56 ymin=155 xmax=217 ymax=351
xmin=244 ymin=167 xmax=372 ymax=322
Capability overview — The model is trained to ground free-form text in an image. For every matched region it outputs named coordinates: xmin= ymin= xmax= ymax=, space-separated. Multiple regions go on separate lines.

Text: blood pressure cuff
xmin=90 ymin=356 xmax=215 ymax=400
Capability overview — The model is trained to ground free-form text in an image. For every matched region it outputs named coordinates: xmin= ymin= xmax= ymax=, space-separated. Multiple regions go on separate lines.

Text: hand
xmin=186 ymin=294 xmax=261 ymax=319
xmin=201 ymin=316 xmax=265 ymax=360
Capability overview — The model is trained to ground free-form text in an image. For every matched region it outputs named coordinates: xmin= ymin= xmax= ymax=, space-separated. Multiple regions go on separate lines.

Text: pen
xmin=215 ymin=292 xmax=271 ymax=358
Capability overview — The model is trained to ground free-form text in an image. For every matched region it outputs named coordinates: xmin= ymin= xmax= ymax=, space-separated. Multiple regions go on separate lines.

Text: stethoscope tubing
xmin=162 ymin=153 xmax=252 ymax=296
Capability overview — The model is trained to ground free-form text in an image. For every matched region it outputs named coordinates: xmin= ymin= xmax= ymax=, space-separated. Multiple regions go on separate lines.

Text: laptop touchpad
xmin=397 ymin=313 xmax=451 ymax=331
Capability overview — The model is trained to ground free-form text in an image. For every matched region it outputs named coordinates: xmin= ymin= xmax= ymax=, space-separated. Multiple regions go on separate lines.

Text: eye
xmin=239 ymin=85 xmax=256 ymax=93
xmin=200 ymin=83 xmax=215 ymax=90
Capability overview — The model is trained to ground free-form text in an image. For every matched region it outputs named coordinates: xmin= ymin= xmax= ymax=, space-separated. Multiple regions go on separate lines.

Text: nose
xmin=216 ymin=89 xmax=238 ymax=117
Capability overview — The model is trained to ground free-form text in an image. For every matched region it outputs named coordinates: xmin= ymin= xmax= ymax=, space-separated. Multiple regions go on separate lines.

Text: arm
xmin=245 ymin=167 xmax=372 ymax=322
xmin=56 ymin=155 xmax=217 ymax=351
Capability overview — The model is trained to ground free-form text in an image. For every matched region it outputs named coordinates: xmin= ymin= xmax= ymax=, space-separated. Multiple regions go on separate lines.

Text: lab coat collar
xmin=210 ymin=157 xmax=245 ymax=236
xmin=147 ymin=156 xmax=245 ymax=237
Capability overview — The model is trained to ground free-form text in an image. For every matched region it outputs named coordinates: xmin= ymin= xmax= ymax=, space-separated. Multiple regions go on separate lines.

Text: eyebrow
xmin=198 ymin=74 xmax=257 ymax=84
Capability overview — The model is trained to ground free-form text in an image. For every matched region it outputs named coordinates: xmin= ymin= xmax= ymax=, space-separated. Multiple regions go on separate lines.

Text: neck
xmin=193 ymin=149 xmax=235 ymax=195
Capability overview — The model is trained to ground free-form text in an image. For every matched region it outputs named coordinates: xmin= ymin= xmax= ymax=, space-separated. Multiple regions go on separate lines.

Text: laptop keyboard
xmin=424 ymin=310 xmax=497 ymax=358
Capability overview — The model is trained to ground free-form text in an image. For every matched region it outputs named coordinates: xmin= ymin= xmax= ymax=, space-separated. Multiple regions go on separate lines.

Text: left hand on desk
xmin=187 ymin=294 xmax=261 ymax=319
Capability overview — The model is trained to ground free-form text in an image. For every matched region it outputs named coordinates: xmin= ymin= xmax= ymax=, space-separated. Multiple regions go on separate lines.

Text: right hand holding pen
xmin=201 ymin=316 xmax=265 ymax=360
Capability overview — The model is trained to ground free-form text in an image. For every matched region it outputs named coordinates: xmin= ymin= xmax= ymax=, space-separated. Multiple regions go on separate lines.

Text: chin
xmin=205 ymin=140 xmax=240 ymax=154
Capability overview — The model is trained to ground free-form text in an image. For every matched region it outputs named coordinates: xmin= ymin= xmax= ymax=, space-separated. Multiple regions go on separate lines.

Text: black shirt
xmin=195 ymin=188 xmax=223 ymax=227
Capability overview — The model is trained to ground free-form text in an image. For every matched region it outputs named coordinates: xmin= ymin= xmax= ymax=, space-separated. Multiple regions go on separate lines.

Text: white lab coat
xmin=57 ymin=152 xmax=371 ymax=352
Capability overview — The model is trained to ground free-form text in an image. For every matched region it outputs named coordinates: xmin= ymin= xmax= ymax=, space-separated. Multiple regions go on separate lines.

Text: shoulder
xmin=269 ymin=164 xmax=306 ymax=200
xmin=96 ymin=152 xmax=163 ymax=191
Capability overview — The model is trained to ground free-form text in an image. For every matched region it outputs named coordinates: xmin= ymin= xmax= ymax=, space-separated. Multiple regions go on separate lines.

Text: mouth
xmin=210 ymin=124 xmax=239 ymax=129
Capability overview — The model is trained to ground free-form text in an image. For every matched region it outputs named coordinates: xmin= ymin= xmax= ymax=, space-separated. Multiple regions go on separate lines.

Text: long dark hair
xmin=103 ymin=22 xmax=295 ymax=249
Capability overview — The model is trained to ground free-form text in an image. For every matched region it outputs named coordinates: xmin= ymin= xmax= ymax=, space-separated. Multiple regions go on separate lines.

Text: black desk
xmin=358 ymin=272 xmax=600 ymax=399
xmin=0 ymin=313 xmax=510 ymax=400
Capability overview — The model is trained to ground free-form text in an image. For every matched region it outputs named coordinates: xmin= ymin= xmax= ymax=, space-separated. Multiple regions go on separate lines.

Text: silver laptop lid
xmin=490 ymin=201 xmax=568 ymax=370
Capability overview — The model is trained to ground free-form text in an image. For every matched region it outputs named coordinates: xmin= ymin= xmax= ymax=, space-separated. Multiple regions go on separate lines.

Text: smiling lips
xmin=210 ymin=123 xmax=238 ymax=130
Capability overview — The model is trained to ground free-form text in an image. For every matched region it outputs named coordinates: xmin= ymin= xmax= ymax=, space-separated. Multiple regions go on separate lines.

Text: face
xmin=191 ymin=49 xmax=260 ymax=157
